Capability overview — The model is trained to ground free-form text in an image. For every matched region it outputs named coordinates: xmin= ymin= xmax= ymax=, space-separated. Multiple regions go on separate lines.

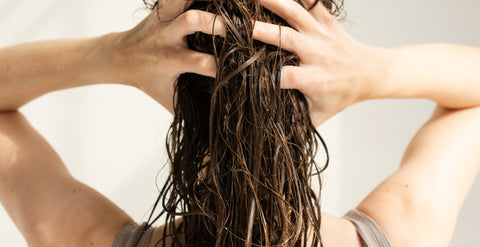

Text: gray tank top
xmin=114 ymin=209 xmax=392 ymax=247
xmin=112 ymin=222 xmax=154 ymax=247
xmin=343 ymin=209 xmax=393 ymax=247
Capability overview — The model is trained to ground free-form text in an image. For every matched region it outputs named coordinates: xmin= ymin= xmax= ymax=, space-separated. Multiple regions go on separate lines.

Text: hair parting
xmin=140 ymin=0 xmax=344 ymax=246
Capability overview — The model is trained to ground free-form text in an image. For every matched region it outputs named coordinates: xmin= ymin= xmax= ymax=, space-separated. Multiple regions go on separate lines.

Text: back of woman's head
xmin=145 ymin=1 xmax=344 ymax=246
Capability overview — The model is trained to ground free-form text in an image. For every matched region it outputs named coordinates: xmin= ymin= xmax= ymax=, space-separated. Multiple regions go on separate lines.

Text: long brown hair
xmin=143 ymin=1 xmax=344 ymax=246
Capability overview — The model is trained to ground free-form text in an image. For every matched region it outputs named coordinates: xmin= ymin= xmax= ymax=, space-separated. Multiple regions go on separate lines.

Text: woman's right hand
xmin=105 ymin=0 xmax=225 ymax=113
xmin=253 ymin=0 xmax=394 ymax=126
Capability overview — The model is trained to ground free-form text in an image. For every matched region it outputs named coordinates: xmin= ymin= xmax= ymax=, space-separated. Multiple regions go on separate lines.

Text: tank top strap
xmin=113 ymin=222 xmax=154 ymax=247
xmin=343 ymin=209 xmax=393 ymax=247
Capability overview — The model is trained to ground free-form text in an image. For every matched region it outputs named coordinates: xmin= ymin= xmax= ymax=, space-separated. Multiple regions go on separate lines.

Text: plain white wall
xmin=0 ymin=0 xmax=479 ymax=246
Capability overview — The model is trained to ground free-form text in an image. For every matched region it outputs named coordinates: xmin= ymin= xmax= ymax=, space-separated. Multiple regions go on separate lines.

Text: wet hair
xmin=142 ymin=0 xmax=344 ymax=246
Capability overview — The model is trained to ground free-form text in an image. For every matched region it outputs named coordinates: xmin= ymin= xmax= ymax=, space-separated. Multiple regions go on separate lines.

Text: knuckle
xmin=281 ymin=2 xmax=301 ymax=21
xmin=195 ymin=55 xmax=209 ymax=69
xmin=288 ymin=9 xmax=304 ymax=24
xmin=282 ymin=27 xmax=300 ymax=50
xmin=323 ymin=14 xmax=338 ymax=26
xmin=191 ymin=54 xmax=216 ymax=75
xmin=281 ymin=67 xmax=300 ymax=88
xmin=179 ymin=10 xmax=201 ymax=26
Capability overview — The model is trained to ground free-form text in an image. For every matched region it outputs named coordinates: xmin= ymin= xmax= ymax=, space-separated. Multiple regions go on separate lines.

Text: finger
xmin=280 ymin=66 xmax=308 ymax=90
xmin=260 ymin=0 xmax=318 ymax=32
xmin=253 ymin=21 xmax=302 ymax=54
xmin=179 ymin=50 xmax=217 ymax=78
xmin=299 ymin=0 xmax=335 ymax=23
xmin=156 ymin=0 xmax=194 ymax=21
xmin=173 ymin=10 xmax=227 ymax=37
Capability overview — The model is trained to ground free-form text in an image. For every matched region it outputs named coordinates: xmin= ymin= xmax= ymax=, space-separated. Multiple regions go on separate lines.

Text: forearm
xmin=0 ymin=34 xmax=122 ymax=111
xmin=377 ymin=43 xmax=480 ymax=109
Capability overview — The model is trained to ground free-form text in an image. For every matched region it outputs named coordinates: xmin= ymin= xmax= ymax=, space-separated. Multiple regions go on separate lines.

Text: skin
xmin=1 ymin=0 xmax=480 ymax=246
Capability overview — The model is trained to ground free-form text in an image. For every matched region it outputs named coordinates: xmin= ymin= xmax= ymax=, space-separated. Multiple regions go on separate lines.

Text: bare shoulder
xmin=357 ymin=106 xmax=480 ymax=247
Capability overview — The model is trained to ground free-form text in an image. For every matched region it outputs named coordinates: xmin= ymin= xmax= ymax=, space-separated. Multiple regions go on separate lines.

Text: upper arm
xmin=357 ymin=106 xmax=480 ymax=247
xmin=0 ymin=112 xmax=132 ymax=246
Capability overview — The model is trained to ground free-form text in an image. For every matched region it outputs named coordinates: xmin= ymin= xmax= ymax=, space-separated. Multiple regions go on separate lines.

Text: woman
xmin=1 ymin=0 xmax=479 ymax=246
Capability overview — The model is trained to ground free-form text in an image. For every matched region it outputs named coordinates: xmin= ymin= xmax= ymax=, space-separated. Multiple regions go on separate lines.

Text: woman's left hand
xmin=253 ymin=0 xmax=393 ymax=127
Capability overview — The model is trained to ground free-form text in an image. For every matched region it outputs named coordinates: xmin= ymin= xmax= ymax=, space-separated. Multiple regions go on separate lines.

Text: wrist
xmin=356 ymin=44 xmax=398 ymax=102
xmin=76 ymin=33 xmax=132 ymax=87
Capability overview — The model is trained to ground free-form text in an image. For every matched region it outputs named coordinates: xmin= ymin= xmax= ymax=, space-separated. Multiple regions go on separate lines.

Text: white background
xmin=0 ymin=0 xmax=479 ymax=246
